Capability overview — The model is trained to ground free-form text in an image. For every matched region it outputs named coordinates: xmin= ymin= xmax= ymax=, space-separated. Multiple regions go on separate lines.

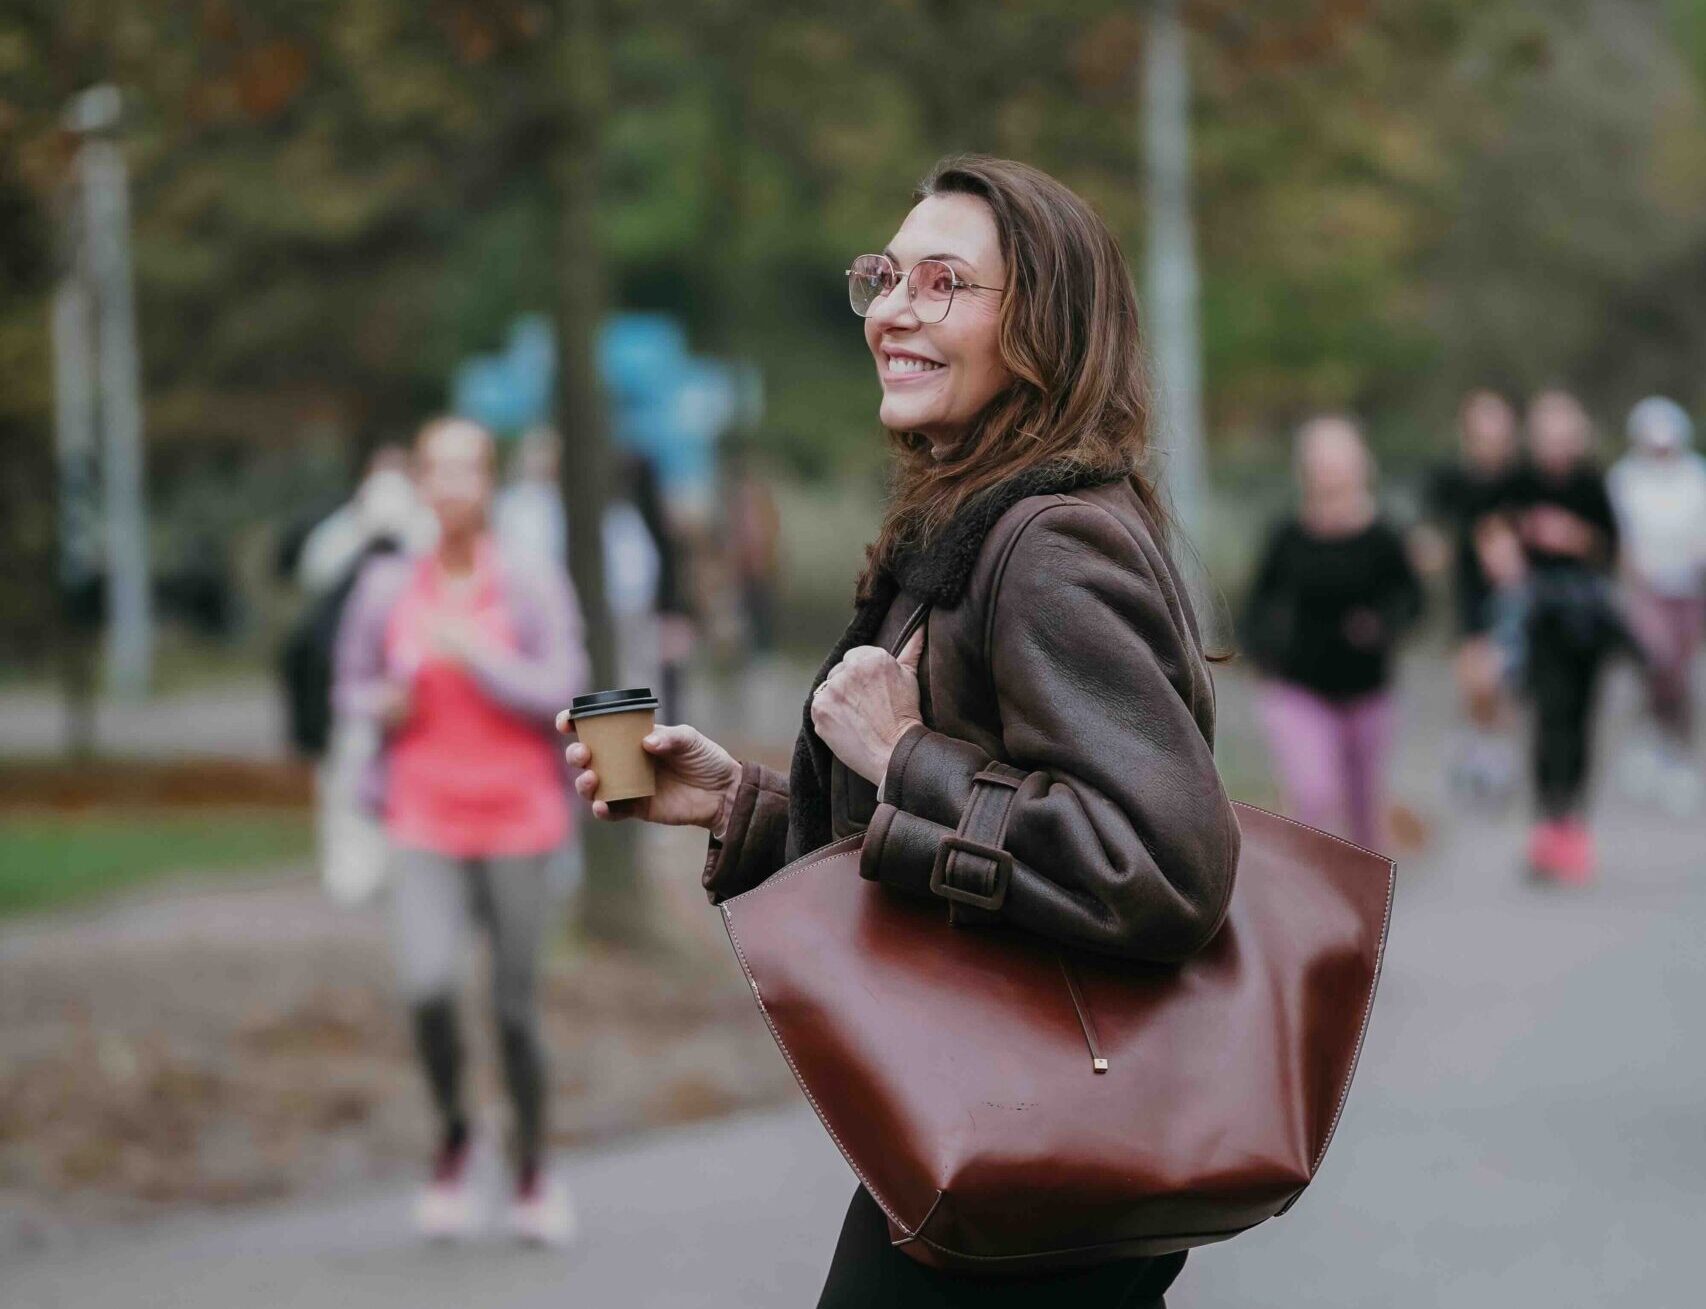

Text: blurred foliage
xmin=5 ymin=0 xmax=1706 ymax=642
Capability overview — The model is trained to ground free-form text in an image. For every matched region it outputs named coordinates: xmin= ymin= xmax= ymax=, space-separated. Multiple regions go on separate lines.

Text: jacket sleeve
xmin=1585 ymin=473 xmax=1620 ymax=562
xmin=460 ymin=562 xmax=590 ymax=725
xmin=861 ymin=502 xmax=1241 ymax=963
xmin=1380 ymin=528 xmax=1425 ymax=638
xmin=332 ymin=559 xmax=405 ymax=723
xmin=700 ymin=761 xmax=791 ymax=904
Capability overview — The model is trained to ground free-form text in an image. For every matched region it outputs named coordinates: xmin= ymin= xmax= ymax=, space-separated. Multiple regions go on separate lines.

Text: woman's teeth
xmin=888 ymin=356 xmax=944 ymax=376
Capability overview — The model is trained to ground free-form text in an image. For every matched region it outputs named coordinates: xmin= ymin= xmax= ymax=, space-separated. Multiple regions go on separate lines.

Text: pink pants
xmin=1259 ymin=681 xmax=1396 ymax=850
xmin=1625 ymin=586 xmax=1705 ymax=742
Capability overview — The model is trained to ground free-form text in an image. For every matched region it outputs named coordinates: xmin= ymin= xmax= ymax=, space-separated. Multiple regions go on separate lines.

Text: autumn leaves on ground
xmin=0 ymin=765 xmax=794 ymax=1237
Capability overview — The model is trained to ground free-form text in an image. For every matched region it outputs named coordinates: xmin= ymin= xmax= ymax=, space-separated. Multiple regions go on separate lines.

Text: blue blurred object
xmin=454 ymin=312 xmax=757 ymax=505
xmin=599 ymin=313 xmax=749 ymax=503
xmin=451 ymin=314 xmax=556 ymax=437
xmin=599 ymin=313 xmax=689 ymax=410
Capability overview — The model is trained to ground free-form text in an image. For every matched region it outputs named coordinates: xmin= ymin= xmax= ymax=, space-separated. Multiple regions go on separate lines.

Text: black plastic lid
xmin=569 ymin=687 xmax=659 ymax=719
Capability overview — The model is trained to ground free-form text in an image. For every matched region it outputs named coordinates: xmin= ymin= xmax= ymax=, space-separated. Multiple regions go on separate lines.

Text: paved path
xmin=4 ymin=1108 xmax=848 ymax=1309
xmin=7 ymin=653 xmax=1705 ymax=1306
xmin=0 ymin=678 xmax=285 ymax=760
xmin=0 ymin=656 xmax=811 ymax=761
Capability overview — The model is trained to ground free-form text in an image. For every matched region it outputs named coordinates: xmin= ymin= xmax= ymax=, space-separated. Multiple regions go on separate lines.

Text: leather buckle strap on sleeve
xmin=929 ymin=763 xmax=1025 ymax=913
xmin=930 ymin=836 xmax=1013 ymax=910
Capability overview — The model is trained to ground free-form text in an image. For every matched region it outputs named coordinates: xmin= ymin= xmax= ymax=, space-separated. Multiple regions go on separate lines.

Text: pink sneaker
xmin=414 ymin=1136 xmax=476 ymax=1240
xmin=1550 ymin=819 xmax=1597 ymax=885
xmin=1526 ymin=821 xmax=1565 ymax=880
xmin=510 ymin=1169 xmax=577 ymax=1248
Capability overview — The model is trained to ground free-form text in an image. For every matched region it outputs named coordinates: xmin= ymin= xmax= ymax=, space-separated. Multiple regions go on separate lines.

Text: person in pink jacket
xmin=335 ymin=416 xmax=588 ymax=1244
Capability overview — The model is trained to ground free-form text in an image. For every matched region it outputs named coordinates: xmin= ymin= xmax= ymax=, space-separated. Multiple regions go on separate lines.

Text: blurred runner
xmin=282 ymin=445 xmax=423 ymax=759
xmin=1504 ymin=390 xmax=1629 ymax=884
xmin=494 ymin=426 xmax=567 ymax=565
xmin=1422 ymin=389 xmax=1523 ymax=805
xmin=726 ymin=443 xmax=782 ymax=659
xmin=335 ymin=417 xmax=588 ymax=1244
xmin=1241 ymin=415 xmax=1424 ymax=849
xmin=491 ymin=440 xmax=668 ymax=689
xmin=1607 ymin=396 xmax=1706 ymax=814
xmin=494 ymin=427 xmax=591 ymax=905
xmin=280 ymin=446 xmax=432 ymax=905
xmin=624 ymin=452 xmax=696 ymax=722
xmin=294 ymin=445 xmax=434 ymax=597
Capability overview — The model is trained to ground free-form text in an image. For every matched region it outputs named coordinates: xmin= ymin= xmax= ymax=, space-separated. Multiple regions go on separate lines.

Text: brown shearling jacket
xmin=702 ymin=473 xmax=1241 ymax=963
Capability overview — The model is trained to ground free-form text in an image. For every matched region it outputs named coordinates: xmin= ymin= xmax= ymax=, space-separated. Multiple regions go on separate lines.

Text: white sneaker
xmin=1618 ymin=740 xmax=1665 ymax=803
xmin=415 ymin=1139 xmax=478 ymax=1241
xmin=1659 ymin=762 xmax=1703 ymax=817
xmin=510 ymin=1172 xmax=577 ymax=1248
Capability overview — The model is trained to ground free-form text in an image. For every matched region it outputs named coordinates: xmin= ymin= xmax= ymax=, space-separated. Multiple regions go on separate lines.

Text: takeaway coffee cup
xmin=568 ymin=688 xmax=660 ymax=803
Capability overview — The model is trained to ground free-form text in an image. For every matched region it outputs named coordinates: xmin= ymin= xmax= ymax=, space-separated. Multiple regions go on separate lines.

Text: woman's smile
xmin=881 ymin=345 xmax=947 ymax=382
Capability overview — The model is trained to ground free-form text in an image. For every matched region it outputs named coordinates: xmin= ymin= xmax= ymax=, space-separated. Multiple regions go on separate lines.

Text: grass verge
xmin=0 ymin=810 xmax=312 ymax=917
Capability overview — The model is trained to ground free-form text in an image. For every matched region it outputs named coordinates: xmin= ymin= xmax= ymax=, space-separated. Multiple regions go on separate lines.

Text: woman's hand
xmin=1474 ymin=516 xmax=1527 ymax=588
xmin=1340 ymin=606 xmax=1386 ymax=650
xmin=810 ymin=628 xmax=925 ymax=786
xmin=1407 ymin=523 xmax=1451 ymax=577
xmin=375 ymin=680 xmax=413 ymax=731
xmin=557 ymin=716 xmax=741 ymax=834
xmin=1522 ymin=505 xmax=1597 ymax=559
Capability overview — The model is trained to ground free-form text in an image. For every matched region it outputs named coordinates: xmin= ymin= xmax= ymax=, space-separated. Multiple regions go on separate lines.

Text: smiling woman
xmin=849 ymin=157 xmax=1171 ymax=593
xmin=561 ymin=156 xmax=1239 ymax=1308
xmin=854 ymin=198 xmax=1012 ymax=450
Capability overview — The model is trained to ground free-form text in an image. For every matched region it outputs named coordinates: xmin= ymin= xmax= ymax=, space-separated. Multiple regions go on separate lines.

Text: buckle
xmin=930 ymin=835 xmax=1012 ymax=911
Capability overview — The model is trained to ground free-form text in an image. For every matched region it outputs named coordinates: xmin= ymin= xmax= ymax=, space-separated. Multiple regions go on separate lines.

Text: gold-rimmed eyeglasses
xmin=846 ymin=253 xmax=1005 ymax=324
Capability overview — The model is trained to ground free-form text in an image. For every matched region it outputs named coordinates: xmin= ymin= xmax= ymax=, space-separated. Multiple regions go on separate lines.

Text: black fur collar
xmin=785 ymin=458 xmax=1130 ymax=859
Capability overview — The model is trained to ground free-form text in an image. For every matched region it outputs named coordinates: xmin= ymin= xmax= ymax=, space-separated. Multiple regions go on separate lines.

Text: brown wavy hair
xmin=858 ymin=155 xmax=1168 ymax=600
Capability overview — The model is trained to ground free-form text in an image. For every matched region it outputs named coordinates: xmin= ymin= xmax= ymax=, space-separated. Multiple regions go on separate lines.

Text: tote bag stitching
xmin=1235 ymin=799 xmax=1394 ymax=862
xmin=1226 ymin=802 xmax=1397 ymax=1176
xmin=721 ymin=885 xmax=908 ymax=1236
xmin=1225 ymin=802 xmax=1397 ymax=1177
xmin=1306 ymin=849 xmax=1395 ymax=1175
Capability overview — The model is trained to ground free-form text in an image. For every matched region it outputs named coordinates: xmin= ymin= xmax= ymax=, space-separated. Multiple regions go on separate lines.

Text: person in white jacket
xmin=297 ymin=446 xmax=436 ymax=595
xmin=1607 ymin=396 xmax=1706 ymax=813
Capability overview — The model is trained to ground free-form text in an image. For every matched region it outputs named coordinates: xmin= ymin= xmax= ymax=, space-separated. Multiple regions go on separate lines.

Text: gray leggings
xmin=389 ymin=846 xmax=551 ymax=1171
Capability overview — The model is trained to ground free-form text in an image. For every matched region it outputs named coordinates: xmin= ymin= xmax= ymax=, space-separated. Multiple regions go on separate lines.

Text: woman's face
xmin=863 ymin=194 xmax=1011 ymax=446
xmin=1297 ymin=419 xmax=1370 ymax=502
xmin=1528 ymin=392 xmax=1589 ymax=474
xmin=1460 ymin=393 xmax=1517 ymax=471
xmin=416 ymin=419 xmax=494 ymax=539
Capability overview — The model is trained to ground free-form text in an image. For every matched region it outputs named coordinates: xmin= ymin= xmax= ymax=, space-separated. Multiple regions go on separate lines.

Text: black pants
xmin=1527 ymin=621 xmax=1608 ymax=819
xmin=817 ymin=1188 xmax=1184 ymax=1308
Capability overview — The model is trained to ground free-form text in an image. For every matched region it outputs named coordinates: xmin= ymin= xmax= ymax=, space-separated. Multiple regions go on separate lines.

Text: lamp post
xmin=50 ymin=187 xmax=100 ymax=756
xmin=1142 ymin=0 xmax=1213 ymax=629
xmin=63 ymin=84 xmax=152 ymax=696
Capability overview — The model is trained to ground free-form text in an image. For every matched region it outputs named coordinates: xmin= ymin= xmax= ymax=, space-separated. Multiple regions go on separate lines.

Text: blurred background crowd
xmin=4 ymin=2 xmax=1706 ymax=1305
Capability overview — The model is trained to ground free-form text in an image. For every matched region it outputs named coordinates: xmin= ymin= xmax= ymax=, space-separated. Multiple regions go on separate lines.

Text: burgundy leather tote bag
xmin=720 ymin=803 xmax=1394 ymax=1274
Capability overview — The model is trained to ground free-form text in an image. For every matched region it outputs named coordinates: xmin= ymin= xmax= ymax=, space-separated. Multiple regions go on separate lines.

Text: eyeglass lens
xmin=847 ymin=255 xmax=958 ymax=324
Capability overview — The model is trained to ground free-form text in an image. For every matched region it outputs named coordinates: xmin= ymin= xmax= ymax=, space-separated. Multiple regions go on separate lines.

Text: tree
xmin=9 ymin=0 xmax=1706 ymax=613
xmin=550 ymin=0 xmax=648 ymax=944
